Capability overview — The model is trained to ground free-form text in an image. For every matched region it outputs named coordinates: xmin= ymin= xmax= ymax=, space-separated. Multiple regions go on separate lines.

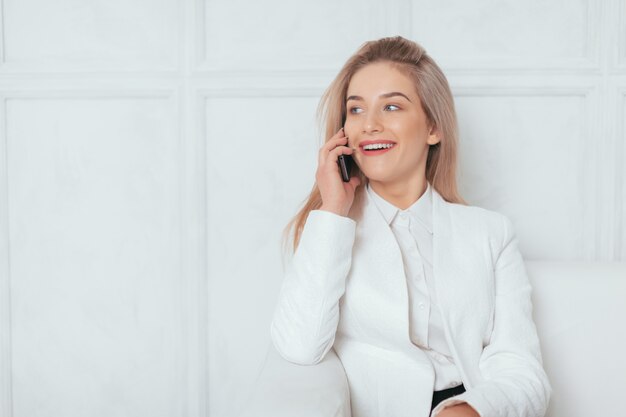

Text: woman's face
xmin=344 ymin=61 xmax=439 ymax=187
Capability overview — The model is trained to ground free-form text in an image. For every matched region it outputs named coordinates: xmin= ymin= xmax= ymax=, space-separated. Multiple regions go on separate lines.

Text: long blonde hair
xmin=281 ymin=36 xmax=467 ymax=257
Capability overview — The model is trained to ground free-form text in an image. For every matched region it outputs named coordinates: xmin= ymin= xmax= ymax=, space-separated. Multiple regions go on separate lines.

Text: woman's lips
xmin=359 ymin=140 xmax=396 ymax=156
xmin=360 ymin=144 xmax=396 ymax=156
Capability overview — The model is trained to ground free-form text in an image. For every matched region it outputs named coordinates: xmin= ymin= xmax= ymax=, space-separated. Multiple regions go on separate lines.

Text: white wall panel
xmin=0 ymin=1 xmax=5 ymax=65
xmin=1 ymin=0 xmax=180 ymax=72
xmin=455 ymin=90 xmax=591 ymax=261
xmin=615 ymin=91 xmax=626 ymax=260
xmin=0 ymin=96 xmax=11 ymax=417
xmin=5 ymin=96 xmax=185 ymax=417
xmin=619 ymin=0 xmax=626 ymax=68
xmin=204 ymin=94 xmax=320 ymax=417
xmin=412 ymin=0 xmax=596 ymax=71
xmin=0 ymin=1 xmax=624 ymax=416
xmin=199 ymin=0 xmax=408 ymax=71
xmin=616 ymin=4 xmax=626 ymax=72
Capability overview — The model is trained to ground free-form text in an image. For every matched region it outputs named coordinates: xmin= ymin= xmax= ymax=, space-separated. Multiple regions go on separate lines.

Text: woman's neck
xmin=368 ymin=177 xmax=428 ymax=210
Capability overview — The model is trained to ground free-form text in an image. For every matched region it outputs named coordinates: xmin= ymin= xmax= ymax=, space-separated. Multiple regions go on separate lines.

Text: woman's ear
xmin=427 ymin=126 xmax=441 ymax=145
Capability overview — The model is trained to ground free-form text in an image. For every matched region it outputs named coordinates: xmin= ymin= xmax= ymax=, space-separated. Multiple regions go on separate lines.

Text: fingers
xmin=316 ymin=146 xmax=355 ymax=181
xmin=319 ymin=128 xmax=350 ymax=166
xmin=331 ymin=143 xmax=354 ymax=160
xmin=315 ymin=127 xmax=360 ymax=213
xmin=320 ymin=127 xmax=345 ymax=153
xmin=326 ymin=144 xmax=354 ymax=171
xmin=316 ymin=150 xmax=355 ymax=187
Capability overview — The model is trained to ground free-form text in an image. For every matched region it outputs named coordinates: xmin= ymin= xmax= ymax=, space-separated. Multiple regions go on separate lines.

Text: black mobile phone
xmin=338 ymin=152 xmax=353 ymax=182
xmin=337 ymin=123 xmax=353 ymax=182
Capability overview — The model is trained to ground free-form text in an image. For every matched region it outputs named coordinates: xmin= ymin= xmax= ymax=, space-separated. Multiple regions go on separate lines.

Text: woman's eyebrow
xmin=380 ymin=92 xmax=412 ymax=102
xmin=346 ymin=92 xmax=412 ymax=102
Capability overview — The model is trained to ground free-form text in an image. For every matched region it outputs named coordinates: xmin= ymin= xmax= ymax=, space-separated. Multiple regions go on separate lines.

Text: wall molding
xmin=194 ymin=0 xmax=414 ymax=74
xmin=197 ymin=88 xmax=321 ymax=415
xmin=0 ymin=91 xmax=13 ymax=417
xmin=0 ymin=0 xmax=181 ymax=74
xmin=409 ymin=0 xmax=601 ymax=74
xmin=196 ymin=86 xmax=606 ymax=263
xmin=618 ymin=0 xmax=626 ymax=70
xmin=0 ymin=0 xmax=5 ymax=65
xmin=0 ymin=2 xmax=624 ymax=417
xmin=442 ymin=86 xmax=599 ymax=261
xmin=194 ymin=0 xmax=602 ymax=75
xmin=618 ymin=89 xmax=626 ymax=259
xmin=0 ymin=88 xmax=207 ymax=417
xmin=451 ymin=86 xmax=594 ymax=97
xmin=0 ymin=89 xmax=176 ymax=100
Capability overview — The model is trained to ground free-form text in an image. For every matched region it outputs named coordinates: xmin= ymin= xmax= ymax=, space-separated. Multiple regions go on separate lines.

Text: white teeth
xmin=363 ymin=143 xmax=395 ymax=150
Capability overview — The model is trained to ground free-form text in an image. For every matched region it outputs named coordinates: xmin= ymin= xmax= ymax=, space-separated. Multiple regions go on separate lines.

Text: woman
xmin=271 ymin=36 xmax=551 ymax=417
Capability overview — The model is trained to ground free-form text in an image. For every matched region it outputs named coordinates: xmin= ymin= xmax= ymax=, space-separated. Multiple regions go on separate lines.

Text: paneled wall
xmin=0 ymin=1 xmax=624 ymax=417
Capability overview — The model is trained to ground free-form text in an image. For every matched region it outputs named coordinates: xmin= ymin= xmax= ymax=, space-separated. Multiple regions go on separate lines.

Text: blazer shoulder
xmin=446 ymin=201 xmax=509 ymax=238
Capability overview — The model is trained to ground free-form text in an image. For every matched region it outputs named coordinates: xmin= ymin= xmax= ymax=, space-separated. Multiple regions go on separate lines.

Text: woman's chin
xmin=360 ymin=171 xmax=393 ymax=184
xmin=358 ymin=161 xmax=396 ymax=178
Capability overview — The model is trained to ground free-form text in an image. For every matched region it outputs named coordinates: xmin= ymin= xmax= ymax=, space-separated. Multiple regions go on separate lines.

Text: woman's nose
xmin=362 ymin=112 xmax=383 ymax=134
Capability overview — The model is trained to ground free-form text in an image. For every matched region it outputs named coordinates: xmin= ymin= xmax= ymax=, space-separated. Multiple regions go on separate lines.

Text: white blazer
xmin=271 ymin=185 xmax=551 ymax=417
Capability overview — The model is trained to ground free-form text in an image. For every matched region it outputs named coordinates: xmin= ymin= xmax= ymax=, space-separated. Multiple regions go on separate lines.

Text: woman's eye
xmin=349 ymin=107 xmax=363 ymax=114
xmin=384 ymin=104 xmax=400 ymax=111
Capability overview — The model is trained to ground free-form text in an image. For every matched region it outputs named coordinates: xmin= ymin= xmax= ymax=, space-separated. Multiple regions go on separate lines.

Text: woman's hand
xmin=436 ymin=403 xmax=480 ymax=417
xmin=316 ymin=127 xmax=361 ymax=217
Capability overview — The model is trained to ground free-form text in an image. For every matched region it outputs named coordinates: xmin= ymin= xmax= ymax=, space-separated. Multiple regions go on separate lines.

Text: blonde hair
xmin=281 ymin=36 xmax=467 ymax=257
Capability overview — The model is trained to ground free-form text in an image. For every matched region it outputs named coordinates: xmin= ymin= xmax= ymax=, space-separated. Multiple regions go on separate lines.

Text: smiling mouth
xmin=362 ymin=143 xmax=395 ymax=150
xmin=360 ymin=143 xmax=396 ymax=155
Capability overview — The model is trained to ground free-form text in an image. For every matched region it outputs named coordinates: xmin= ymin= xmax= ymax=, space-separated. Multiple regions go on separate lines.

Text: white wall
xmin=0 ymin=1 xmax=624 ymax=416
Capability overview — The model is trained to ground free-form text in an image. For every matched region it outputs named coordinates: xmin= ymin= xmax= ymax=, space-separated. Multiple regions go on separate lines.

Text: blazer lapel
xmin=431 ymin=188 xmax=492 ymax=388
xmin=351 ymin=188 xmax=412 ymax=351
xmin=352 ymin=185 xmax=489 ymax=374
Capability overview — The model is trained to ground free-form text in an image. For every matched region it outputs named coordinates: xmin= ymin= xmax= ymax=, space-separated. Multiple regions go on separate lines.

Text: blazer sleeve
xmin=270 ymin=209 xmax=356 ymax=365
xmin=432 ymin=214 xmax=552 ymax=417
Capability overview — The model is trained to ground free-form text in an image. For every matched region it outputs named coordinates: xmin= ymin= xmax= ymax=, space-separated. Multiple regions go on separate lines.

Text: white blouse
xmin=366 ymin=181 xmax=463 ymax=391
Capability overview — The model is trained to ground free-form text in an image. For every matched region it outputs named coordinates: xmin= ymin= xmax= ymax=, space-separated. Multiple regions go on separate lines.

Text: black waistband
xmin=431 ymin=383 xmax=466 ymax=411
